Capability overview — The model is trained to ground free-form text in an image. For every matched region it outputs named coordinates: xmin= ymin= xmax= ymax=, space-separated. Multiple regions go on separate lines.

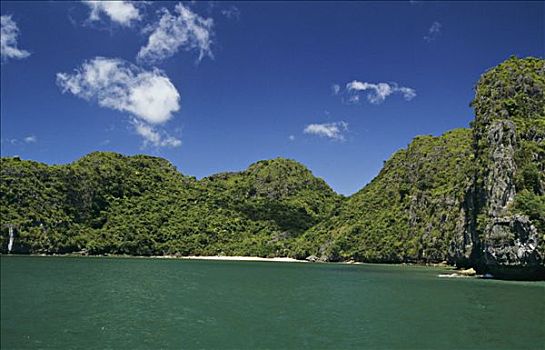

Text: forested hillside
xmin=0 ymin=154 xmax=341 ymax=257
xmin=298 ymin=128 xmax=474 ymax=263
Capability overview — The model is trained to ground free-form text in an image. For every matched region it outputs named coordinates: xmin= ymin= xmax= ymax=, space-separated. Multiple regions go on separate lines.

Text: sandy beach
xmin=179 ymin=256 xmax=307 ymax=263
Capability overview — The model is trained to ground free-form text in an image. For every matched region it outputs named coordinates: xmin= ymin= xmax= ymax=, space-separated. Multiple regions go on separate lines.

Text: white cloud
xmin=424 ymin=21 xmax=442 ymax=42
xmin=57 ymin=57 xmax=182 ymax=148
xmin=83 ymin=1 xmax=141 ymax=27
xmin=24 ymin=135 xmax=37 ymax=143
xmin=288 ymin=135 xmax=295 ymax=141
xmin=345 ymin=80 xmax=416 ymax=104
xmin=221 ymin=6 xmax=240 ymax=20
xmin=304 ymin=121 xmax=348 ymax=141
xmin=1 ymin=135 xmax=37 ymax=145
xmin=56 ymin=57 xmax=180 ymax=124
xmin=137 ymin=3 xmax=214 ymax=64
xmin=1 ymin=15 xmax=30 ymax=61
xmin=398 ymin=86 xmax=417 ymax=100
xmin=133 ymin=120 xmax=181 ymax=148
xmin=331 ymin=84 xmax=340 ymax=95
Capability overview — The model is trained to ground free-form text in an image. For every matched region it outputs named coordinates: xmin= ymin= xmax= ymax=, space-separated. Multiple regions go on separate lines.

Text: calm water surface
xmin=1 ymin=256 xmax=544 ymax=349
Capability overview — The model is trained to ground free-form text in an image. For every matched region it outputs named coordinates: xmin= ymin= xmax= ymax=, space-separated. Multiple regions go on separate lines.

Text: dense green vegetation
xmin=0 ymin=154 xmax=341 ymax=257
xmin=1 ymin=130 xmax=475 ymax=262
xmin=0 ymin=57 xmax=543 ymax=277
xmin=298 ymin=128 xmax=475 ymax=262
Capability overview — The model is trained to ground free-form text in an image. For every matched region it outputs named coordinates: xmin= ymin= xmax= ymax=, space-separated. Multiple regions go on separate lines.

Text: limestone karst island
xmin=1 ymin=1 xmax=544 ymax=349
xmin=2 ymin=57 xmax=543 ymax=280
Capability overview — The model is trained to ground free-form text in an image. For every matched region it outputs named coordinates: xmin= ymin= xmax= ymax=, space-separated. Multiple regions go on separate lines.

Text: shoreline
xmin=1 ymin=253 xmax=311 ymax=264
xmin=0 ymin=253 xmax=513 ymax=279
xmin=4 ymin=254 xmax=545 ymax=282
xmin=178 ymin=255 xmax=307 ymax=263
xmin=0 ymin=253 xmax=452 ymax=267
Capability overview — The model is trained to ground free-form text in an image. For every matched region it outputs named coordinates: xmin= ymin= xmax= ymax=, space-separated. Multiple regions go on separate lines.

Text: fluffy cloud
xmin=345 ymin=80 xmax=416 ymax=104
xmin=24 ymin=135 xmax=37 ymax=143
xmin=133 ymin=120 xmax=181 ymax=148
xmin=57 ymin=57 xmax=182 ymax=148
xmin=137 ymin=3 xmax=213 ymax=64
xmin=56 ymin=57 xmax=180 ymax=124
xmin=83 ymin=1 xmax=141 ymax=26
xmin=424 ymin=21 xmax=442 ymax=42
xmin=304 ymin=121 xmax=348 ymax=141
xmin=1 ymin=15 xmax=30 ymax=61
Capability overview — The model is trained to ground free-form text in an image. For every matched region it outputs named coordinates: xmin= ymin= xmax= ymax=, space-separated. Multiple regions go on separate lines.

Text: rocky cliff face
xmin=465 ymin=57 xmax=545 ymax=279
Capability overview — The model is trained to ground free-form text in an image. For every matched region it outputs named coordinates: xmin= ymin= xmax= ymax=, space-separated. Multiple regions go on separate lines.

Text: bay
xmin=1 ymin=256 xmax=544 ymax=349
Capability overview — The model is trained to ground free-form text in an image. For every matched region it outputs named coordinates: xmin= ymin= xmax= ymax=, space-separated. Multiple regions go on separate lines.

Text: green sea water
xmin=1 ymin=256 xmax=544 ymax=349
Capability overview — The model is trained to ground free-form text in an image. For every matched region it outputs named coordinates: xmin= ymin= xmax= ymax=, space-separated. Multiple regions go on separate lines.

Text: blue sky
xmin=1 ymin=1 xmax=543 ymax=195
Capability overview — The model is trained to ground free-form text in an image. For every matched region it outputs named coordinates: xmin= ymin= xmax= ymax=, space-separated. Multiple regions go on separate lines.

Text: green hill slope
xmin=296 ymin=128 xmax=474 ymax=263
xmin=0 ymin=155 xmax=341 ymax=257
